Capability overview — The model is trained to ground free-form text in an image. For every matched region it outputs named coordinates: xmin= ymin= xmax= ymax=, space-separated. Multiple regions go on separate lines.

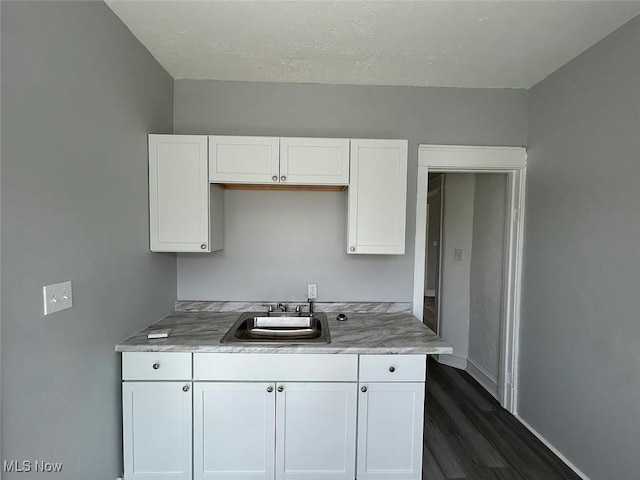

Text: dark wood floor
xmin=424 ymin=360 xmax=581 ymax=480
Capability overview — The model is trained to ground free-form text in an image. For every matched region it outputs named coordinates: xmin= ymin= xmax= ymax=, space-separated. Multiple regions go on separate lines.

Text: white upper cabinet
xmin=149 ymin=135 xmax=223 ymax=253
xmin=209 ymin=136 xmax=349 ymax=186
xmin=347 ymin=139 xmax=408 ymax=255
xmin=209 ymin=135 xmax=280 ymax=184
xmin=280 ymin=138 xmax=350 ymax=185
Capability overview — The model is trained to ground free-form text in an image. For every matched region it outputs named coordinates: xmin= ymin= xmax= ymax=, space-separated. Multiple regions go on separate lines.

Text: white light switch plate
xmin=43 ymin=281 xmax=73 ymax=315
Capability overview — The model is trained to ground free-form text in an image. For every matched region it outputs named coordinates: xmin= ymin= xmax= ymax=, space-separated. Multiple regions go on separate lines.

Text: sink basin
xmin=220 ymin=312 xmax=331 ymax=344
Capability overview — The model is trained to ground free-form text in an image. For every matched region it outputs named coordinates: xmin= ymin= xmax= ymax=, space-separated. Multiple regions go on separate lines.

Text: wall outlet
xmin=307 ymin=283 xmax=318 ymax=299
xmin=43 ymin=281 xmax=73 ymax=315
xmin=454 ymin=249 xmax=463 ymax=261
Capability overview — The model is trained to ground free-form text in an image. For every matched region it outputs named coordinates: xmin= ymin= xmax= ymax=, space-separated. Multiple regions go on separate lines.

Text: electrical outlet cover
xmin=43 ymin=281 xmax=73 ymax=315
xmin=307 ymin=283 xmax=318 ymax=299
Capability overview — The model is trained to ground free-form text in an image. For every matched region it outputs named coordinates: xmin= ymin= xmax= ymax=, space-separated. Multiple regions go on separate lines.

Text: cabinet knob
xmin=389 ymin=366 xmax=396 ymax=373
xmin=182 ymin=385 xmax=190 ymax=392
xmin=152 ymin=363 xmax=160 ymax=370
xmin=200 ymin=244 xmax=207 ymax=250
xmin=361 ymin=386 xmax=367 ymax=393
xmin=267 ymin=386 xmax=274 ymax=393
xmin=280 ymin=175 xmax=286 ymax=182
xmin=272 ymin=175 xmax=278 ymax=182
xmin=277 ymin=385 xmax=284 ymax=393
xmin=350 ymin=246 xmax=356 ymax=252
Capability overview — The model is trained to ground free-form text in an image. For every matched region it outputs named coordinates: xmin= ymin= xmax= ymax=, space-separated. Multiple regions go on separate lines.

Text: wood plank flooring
xmin=424 ymin=360 xmax=582 ymax=480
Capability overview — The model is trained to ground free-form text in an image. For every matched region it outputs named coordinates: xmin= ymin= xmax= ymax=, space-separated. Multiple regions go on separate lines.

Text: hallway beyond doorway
xmin=424 ymin=296 xmax=436 ymax=332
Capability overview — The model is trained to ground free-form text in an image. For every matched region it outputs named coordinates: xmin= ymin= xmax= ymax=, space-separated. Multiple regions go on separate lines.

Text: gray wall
xmin=175 ymin=80 xmax=528 ymax=301
xmin=1 ymin=2 xmax=175 ymax=478
xmin=521 ymin=15 xmax=640 ymax=480
xmin=468 ymin=174 xmax=506 ymax=388
xmin=438 ymin=173 xmax=475 ymax=367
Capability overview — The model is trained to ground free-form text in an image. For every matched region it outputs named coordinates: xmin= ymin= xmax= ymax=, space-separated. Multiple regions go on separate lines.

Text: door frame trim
xmin=413 ymin=144 xmax=527 ymax=413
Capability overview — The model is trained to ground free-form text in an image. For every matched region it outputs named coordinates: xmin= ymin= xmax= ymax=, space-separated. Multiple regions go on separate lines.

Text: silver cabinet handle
xmin=361 ymin=386 xmax=367 ymax=393
xmin=267 ymin=386 xmax=274 ymax=393
xmin=200 ymin=244 xmax=206 ymax=250
xmin=280 ymin=175 xmax=286 ymax=182
xmin=152 ymin=363 xmax=160 ymax=370
xmin=272 ymin=175 xmax=278 ymax=182
xmin=182 ymin=385 xmax=190 ymax=392
xmin=350 ymin=246 xmax=356 ymax=252
xmin=277 ymin=385 xmax=284 ymax=393
xmin=389 ymin=366 xmax=396 ymax=373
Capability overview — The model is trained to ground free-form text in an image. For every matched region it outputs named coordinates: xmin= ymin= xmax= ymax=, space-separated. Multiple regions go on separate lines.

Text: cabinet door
xmin=123 ymin=382 xmax=192 ymax=480
xmin=280 ymin=138 xmax=349 ymax=185
xmin=347 ymin=139 xmax=408 ymax=254
xmin=209 ymin=136 xmax=280 ymax=184
xmin=194 ymin=382 xmax=276 ymax=480
xmin=149 ymin=134 xmax=212 ymax=252
xmin=275 ymin=383 xmax=357 ymax=480
xmin=356 ymin=382 xmax=425 ymax=480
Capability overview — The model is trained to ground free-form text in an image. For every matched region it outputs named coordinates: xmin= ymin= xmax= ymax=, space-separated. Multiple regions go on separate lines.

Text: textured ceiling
xmin=105 ymin=1 xmax=640 ymax=88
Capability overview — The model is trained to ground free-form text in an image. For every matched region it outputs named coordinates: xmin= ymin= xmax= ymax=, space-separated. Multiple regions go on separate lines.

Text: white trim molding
xmin=466 ymin=358 xmax=498 ymax=399
xmin=418 ymin=144 xmax=527 ymax=169
xmin=413 ymin=144 xmax=527 ymax=414
xmin=515 ymin=415 xmax=592 ymax=480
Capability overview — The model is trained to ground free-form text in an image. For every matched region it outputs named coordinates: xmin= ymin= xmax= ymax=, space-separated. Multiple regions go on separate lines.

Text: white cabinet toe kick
xmin=121 ymin=352 xmax=427 ymax=480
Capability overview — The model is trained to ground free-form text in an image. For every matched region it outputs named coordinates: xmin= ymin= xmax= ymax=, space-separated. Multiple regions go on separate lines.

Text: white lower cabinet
xmin=194 ymin=382 xmax=276 ymax=480
xmin=122 ymin=381 xmax=193 ymax=480
xmin=276 ymin=382 xmax=357 ymax=480
xmin=193 ymin=382 xmax=357 ymax=480
xmin=122 ymin=353 xmax=426 ymax=480
xmin=356 ymin=382 xmax=425 ymax=480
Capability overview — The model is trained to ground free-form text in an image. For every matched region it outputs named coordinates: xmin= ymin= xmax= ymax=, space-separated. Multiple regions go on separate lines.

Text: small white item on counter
xmin=147 ymin=328 xmax=171 ymax=339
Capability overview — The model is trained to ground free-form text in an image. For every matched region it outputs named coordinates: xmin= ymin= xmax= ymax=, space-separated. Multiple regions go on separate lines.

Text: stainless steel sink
xmin=220 ymin=311 xmax=331 ymax=344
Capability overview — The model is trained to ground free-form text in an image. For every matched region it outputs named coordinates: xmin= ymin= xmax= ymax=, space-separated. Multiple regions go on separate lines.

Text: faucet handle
xmin=262 ymin=304 xmax=274 ymax=313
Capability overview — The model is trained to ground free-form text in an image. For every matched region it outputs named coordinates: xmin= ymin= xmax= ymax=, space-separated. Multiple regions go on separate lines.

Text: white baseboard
xmin=436 ymin=354 xmax=467 ymax=370
xmin=425 ymin=290 xmax=435 ymax=297
xmin=466 ymin=357 xmax=498 ymax=399
xmin=515 ymin=415 xmax=591 ymax=480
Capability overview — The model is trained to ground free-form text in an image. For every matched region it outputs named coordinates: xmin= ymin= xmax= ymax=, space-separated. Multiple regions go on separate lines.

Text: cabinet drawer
xmin=194 ymin=353 xmax=358 ymax=382
xmin=359 ymin=355 xmax=426 ymax=382
xmin=122 ymin=352 xmax=192 ymax=380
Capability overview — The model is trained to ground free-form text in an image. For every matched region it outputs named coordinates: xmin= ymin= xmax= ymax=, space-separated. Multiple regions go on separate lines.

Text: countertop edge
xmin=115 ymin=345 xmax=454 ymax=355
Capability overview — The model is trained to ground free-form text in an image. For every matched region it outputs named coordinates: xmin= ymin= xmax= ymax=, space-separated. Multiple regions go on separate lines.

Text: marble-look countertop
xmin=116 ymin=310 xmax=453 ymax=355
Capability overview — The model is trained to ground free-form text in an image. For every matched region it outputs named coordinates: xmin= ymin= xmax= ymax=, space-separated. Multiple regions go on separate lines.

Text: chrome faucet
xmin=276 ymin=302 xmax=287 ymax=313
xmin=262 ymin=303 xmax=274 ymax=313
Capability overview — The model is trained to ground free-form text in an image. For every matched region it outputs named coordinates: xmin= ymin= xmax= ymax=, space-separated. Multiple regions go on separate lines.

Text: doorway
xmin=428 ymin=172 xmax=509 ymax=401
xmin=424 ymin=173 xmax=443 ymax=333
xmin=413 ymin=145 xmax=527 ymax=414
